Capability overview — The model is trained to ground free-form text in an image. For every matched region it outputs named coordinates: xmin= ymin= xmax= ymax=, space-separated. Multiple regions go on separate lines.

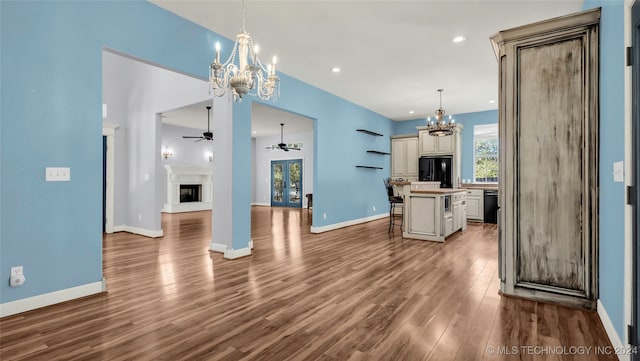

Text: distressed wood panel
xmin=492 ymin=8 xmax=599 ymax=308
xmin=517 ymin=38 xmax=585 ymax=292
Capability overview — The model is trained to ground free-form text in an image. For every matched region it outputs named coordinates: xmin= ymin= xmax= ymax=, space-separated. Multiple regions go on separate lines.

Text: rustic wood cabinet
xmin=491 ymin=8 xmax=600 ymax=309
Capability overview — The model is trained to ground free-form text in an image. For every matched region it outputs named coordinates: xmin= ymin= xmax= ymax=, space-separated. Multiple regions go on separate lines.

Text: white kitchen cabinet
xmin=391 ymin=136 xmax=418 ymax=178
xmin=444 ymin=213 xmax=453 ymax=237
xmin=403 ymin=190 xmax=466 ymax=242
xmin=417 ymin=125 xmax=461 ymax=156
xmin=416 ymin=125 xmax=463 ymax=188
xmin=465 ymin=189 xmax=484 ymax=221
xmin=407 ymin=195 xmax=438 ymax=236
xmin=452 ymin=192 xmax=466 ymax=232
xmin=452 ymin=202 xmax=461 ymax=233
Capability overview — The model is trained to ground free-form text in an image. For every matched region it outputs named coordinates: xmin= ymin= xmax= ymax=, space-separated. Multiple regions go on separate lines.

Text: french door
xmin=271 ymin=159 xmax=302 ymax=208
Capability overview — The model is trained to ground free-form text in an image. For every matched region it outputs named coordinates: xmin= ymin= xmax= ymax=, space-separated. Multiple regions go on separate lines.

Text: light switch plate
xmin=46 ymin=167 xmax=71 ymax=181
xmin=613 ymin=161 xmax=624 ymax=183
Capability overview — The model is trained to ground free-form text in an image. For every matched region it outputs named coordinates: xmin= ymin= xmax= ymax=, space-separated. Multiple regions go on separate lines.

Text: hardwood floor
xmin=0 ymin=207 xmax=616 ymax=360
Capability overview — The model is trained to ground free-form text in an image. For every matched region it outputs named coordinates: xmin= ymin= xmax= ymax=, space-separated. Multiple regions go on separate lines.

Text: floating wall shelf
xmin=356 ymin=129 xmax=383 ymax=137
xmin=355 ymin=165 xmax=383 ymax=169
xmin=356 ymin=129 xmax=387 ymax=169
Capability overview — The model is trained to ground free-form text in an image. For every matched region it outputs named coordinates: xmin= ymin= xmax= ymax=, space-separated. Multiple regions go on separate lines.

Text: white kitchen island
xmin=402 ymin=189 xmax=467 ymax=242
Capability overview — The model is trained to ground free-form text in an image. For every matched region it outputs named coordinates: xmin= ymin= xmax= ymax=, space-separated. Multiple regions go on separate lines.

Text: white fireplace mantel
xmin=163 ymin=164 xmax=213 ymax=213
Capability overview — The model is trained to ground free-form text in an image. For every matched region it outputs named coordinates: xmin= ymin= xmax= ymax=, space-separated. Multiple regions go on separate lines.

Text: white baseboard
xmin=598 ymin=299 xmax=626 ymax=361
xmin=0 ymin=279 xmax=106 ymax=318
xmin=210 ymin=242 xmax=228 ymax=253
xmin=113 ymin=225 xmax=163 ymax=238
xmin=210 ymin=242 xmax=252 ymax=259
xmin=310 ymin=213 xmax=388 ymax=233
xmin=163 ymin=202 xmax=212 ymax=213
xmin=224 ymin=247 xmax=252 ymax=259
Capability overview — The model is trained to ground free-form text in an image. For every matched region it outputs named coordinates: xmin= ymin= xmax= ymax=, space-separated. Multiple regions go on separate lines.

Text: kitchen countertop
xmin=410 ymin=188 xmax=467 ymax=194
xmin=460 ymin=183 xmax=499 ymax=190
xmin=389 ymin=181 xmax=412 ymax=186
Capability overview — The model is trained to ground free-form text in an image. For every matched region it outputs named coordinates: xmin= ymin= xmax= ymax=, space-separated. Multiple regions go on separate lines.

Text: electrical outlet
xmin=45 ymin=167 xmax=71 ymax=181
xmin=323 ymin=212 xmax=327 ymax=220
xmin=11 ymin=266 xmax=23 ymax=276
xmin=373 ymin=205 xmax=376 ymax=212
xmin=138 ymin=214 xmax=142 ymax=221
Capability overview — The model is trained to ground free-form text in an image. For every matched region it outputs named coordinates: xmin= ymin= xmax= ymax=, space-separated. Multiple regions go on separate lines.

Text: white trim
xmin=210 ymin=242 xmax=252 ymax=259
xmin=113 ymin=225 xmax=163 ymax=238
xmin=210 ymin=242 xmax=228 ymax=253
xmin=0 ymin=280 xmax=105 ymax=318
xmin=624 ymin=0 xmax=634 ymax=351
xmin=598 ymin=299 xmax=627 ymax=361
xmin=102 ymin=122 xmax=118 ymax=136
xmin=163 ymin=201 xmax=212 ymax=213
xmin=102 ymin=122 xmax=118 ymax=234
xmin=310 ymin=213 xmax=388 ymax=233
xmin=224 ymin=247 xmax=252 ymax=259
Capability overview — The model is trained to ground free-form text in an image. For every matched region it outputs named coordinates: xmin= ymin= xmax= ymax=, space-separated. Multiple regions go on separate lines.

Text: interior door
xmin=271 ymin=159 xmax=302 ymax=208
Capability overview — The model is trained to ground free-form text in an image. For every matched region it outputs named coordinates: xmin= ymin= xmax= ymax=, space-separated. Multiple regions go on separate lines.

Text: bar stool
xmin=384 ymin=179 xmax=404 ymax=232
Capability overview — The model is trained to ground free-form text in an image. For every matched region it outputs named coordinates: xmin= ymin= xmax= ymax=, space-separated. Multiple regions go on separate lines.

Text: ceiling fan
xmin=183 ymin=106 xmax=213 ymax=142
xmin=268 ymin=123 xmax=300 ymax=151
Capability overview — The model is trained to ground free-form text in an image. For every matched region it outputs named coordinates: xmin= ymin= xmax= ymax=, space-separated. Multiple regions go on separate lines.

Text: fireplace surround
xmin=163 ymin=165 xmax=212 ymax=213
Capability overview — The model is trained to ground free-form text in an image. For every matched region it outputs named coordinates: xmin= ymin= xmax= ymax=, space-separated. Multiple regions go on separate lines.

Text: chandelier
xmin=209 ymin=0 xmax=280 ymax=102
xmin=426 ymin=89 xmax=456 ymax=136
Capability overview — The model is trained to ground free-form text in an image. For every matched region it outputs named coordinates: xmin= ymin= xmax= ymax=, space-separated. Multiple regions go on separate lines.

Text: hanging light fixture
xmin=209 ymin=0 xmax=280 ymax=102
xmin=426 ymin=89 xmax=456 ymax=136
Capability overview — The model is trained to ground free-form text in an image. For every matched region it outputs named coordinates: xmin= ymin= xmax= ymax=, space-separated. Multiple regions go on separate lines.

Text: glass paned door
xmin=271 ymin=159 xmax=302 ymax=208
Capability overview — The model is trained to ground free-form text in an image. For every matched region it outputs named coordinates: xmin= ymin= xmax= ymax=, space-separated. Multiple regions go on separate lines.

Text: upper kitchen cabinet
xmin=417 ymin=124 xmax=462 ymax=156
xmin=391 ymin=135 xmax=418 ymax=178
xmin=491 ymin=8 xmax=599 ymax=309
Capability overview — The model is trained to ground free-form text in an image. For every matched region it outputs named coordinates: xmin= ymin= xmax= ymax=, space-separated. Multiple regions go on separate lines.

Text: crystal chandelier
xmin=426 ymin=89 xmax=456 ymax=136
xmin=209 ymin=0 xmax=280 ymax=102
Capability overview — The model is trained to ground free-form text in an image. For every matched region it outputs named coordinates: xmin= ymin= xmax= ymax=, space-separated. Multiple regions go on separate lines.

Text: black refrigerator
xmin=418 ymin=156 xmax=453 ymax=188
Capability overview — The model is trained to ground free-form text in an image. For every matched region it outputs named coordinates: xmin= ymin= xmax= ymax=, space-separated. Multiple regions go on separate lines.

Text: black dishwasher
xmin=484 ymin=190 xmax=498 ymax=224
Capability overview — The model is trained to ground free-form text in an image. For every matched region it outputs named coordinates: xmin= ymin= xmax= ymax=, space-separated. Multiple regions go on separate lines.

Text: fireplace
xmin=163 ymin=165 xmax=212 ymax=213
xmin=180 ymin=184 xmax=202 ymax=203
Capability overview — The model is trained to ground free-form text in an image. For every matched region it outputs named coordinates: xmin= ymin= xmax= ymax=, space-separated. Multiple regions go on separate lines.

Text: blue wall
xmin=0 ymin=0 xmax=393 ymax=304
xmin=583 ymin=0 xmax=626 ymax=341
xmin=392 ymin=110 xmax=498 ymax=182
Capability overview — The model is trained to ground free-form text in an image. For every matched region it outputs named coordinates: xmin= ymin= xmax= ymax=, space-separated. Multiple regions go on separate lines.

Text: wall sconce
xmin=162 ymin=146 xmax=173 ymax=159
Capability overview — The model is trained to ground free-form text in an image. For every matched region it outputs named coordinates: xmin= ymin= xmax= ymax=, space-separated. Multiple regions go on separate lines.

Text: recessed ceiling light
xmin=453 ymin=36 xmax=466 ymax=43
xmin=489 ymin=100 xmax=496 ymax=104
xmin=409 ymin=110 xmax=415 ymax=115
xmin=332 ymin=67 xmax=341 ymax=73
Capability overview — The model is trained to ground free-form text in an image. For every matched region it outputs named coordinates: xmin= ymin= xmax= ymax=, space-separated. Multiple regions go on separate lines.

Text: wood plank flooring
xmin=0 ymin=207 xmax=616 ymax=360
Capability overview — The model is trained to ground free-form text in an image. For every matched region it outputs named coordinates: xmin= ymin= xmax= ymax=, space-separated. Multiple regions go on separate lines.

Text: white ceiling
xmin=162 ymin=99 xmax=313 ymax=137
xmin=150 ymin=0 xmax=583 ymax=121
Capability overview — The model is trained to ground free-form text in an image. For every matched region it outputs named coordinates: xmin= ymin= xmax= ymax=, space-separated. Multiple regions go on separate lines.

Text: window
xmin=474 ymin=124 xmax=498 ymax=183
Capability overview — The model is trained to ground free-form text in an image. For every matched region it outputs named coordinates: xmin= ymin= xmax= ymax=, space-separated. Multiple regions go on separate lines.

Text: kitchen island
xmin=402 ymin=188 xmax=467 ymax=242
